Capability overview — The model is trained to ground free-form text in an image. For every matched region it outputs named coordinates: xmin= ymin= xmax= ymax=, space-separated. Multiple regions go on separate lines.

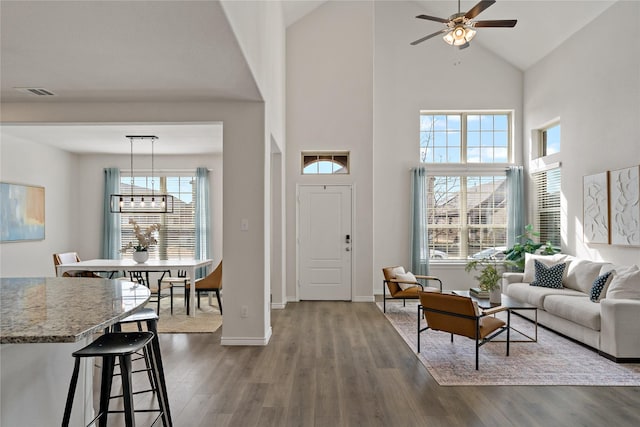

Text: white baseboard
xmin=221 ymin=327 xmax=272 ymax=346
xmin=352 ymin=296 xmax=375 ymax=302
xmin=271 ymin=302 xmax=287 ymax=310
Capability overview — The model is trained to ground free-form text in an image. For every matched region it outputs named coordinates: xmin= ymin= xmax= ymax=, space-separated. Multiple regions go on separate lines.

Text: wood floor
xmin=105 ymin=301 xmax=640 ymax=427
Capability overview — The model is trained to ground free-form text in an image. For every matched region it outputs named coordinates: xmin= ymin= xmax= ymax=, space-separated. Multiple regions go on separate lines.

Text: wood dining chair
xmin=53 ymin=252 xmax=101 ymax=278
xmin=185 ymin=260 xmax=222 ymax=315
xmin=129 ymin=271 xmax=174 ymax=315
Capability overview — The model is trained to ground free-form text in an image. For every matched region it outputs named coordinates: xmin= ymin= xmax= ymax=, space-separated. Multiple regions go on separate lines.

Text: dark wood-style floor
xmin=105 ymin=301 xmax=640 ymax=427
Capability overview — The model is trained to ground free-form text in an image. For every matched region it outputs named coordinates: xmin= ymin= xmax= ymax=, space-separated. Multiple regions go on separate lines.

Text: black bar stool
xmin=114 ymin=308 xmax=173 ymax=427
xmin=62 ymin=332 xmax=154 ymax=427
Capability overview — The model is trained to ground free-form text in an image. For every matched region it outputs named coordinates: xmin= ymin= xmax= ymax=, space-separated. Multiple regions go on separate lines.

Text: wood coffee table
xmin=453 ymin=290 xmax=538 ymax=342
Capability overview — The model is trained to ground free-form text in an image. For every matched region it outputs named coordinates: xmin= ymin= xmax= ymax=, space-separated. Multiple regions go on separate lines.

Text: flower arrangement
xmin=121 ymin=218 xmax=160 ymax=252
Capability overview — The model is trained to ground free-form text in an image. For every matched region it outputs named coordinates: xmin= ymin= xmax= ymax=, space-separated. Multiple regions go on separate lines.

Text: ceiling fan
xmin=410 ymin=0 xmax=517 ymax=49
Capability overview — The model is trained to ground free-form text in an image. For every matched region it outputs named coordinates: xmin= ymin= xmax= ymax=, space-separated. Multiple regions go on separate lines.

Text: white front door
xmin=298 ymin=185 xmax=352 ymax=300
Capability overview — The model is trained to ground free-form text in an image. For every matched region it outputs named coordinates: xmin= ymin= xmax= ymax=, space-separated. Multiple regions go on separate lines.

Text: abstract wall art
xmin=583 ymin=172 xmax=609 ymax=244
xmin=609 ymin=165 xmax=639 ymax=246
xmin=0 ymin=182 xmax=45 ymax=242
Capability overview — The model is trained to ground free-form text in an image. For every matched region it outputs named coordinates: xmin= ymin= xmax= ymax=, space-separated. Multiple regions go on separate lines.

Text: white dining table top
xmin=56 ymin=258 xmax=213 ymax=272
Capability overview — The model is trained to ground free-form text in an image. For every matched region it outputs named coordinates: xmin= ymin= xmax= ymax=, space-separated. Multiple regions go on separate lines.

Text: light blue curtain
xmin=506 ymin=165 xmax=525 ymax=248
xmin=102 ymin=168 xmax=121 ymax=259
xmin=195 ymin=167 xmax=211 ymax=278
xmin=410 ymin=167 xmax=429 ymax=276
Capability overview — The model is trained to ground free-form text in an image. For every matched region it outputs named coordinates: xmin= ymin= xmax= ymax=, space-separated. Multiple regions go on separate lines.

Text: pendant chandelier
xmin=110 ymin=135 xmax=174 ymax=214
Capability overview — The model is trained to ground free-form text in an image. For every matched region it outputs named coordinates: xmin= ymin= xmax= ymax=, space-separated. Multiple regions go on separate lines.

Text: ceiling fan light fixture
xmin=443 ymin=25 xmax=476 ymax=46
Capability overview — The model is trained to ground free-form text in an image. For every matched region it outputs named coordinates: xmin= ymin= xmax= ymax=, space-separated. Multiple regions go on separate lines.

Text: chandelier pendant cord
xmin=130 ymin=137 xmax=134 ymax=203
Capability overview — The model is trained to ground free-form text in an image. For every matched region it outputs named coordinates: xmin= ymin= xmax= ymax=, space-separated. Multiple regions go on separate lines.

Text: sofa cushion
xmin=523 ymin=253 xmax=568 ymax=283
xmin=599 ymin=263 xmax=638 ymax=277
xmin=543 ymin=295 xmax=601 ymax=331
xmin=530 ymin=260 xmax=566 ymax=289
xmin=564 ymin=259 xmax=607 ymax=293
xmin=606 ymin=269 xmax=640 ymax=300
xmin=590 ymin=271 xmax=614 ymax=302
xmin=504 ymin=282 xmax=585 ymax=308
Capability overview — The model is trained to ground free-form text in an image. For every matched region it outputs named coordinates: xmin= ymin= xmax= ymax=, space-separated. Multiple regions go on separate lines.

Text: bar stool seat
xmin=62 ymin=332 xmax=154 ymax=427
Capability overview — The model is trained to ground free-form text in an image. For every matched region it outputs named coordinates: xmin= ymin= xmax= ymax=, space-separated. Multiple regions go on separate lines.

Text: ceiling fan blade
xmin=415 ymin=14 xmax=449 ymax=24
xmin=410 ymin=29 xmax=447 ymax=46
xmin=474 ymin=19 xmax=517 ymax=28
xmin=465 ymin=0 xmax=496 ymax=20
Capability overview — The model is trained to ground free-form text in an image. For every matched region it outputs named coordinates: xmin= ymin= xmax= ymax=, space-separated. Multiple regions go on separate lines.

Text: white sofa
xmin=502 ymin=253 xmax=640 ymax=362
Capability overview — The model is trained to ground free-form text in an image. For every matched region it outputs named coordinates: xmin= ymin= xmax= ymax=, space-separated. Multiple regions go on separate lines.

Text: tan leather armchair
xmin=418 ymin=291 xmax=510 ymax=370
xmin=382 ymin=266 xmax=442 ymax=312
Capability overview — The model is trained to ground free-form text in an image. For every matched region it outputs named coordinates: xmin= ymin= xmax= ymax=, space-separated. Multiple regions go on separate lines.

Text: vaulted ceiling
xmin=1 ymin=1 xmax=617 ymax=154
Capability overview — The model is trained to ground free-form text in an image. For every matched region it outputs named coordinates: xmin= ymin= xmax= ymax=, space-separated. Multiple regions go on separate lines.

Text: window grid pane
xmin=542 ymin=124 xmax=561 ymax=156
xmin=120 ymin=175 xmax=196 ymax=260
xmin=426 ymin=175 xmax=507 ymax=259
xmin=301 ymin=152 xmax=350 ymax=174
xmin=533 ymin=168 xmax=562 ymax=247
xmin=420 ymin=112 xmax=510 ymax=165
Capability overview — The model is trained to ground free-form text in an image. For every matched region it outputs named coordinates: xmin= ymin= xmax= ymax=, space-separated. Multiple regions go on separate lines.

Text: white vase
xmin=132 ymin=250 xmax=149 ymax=264
xmin=489 ymin=287 xmax=502 ymax=304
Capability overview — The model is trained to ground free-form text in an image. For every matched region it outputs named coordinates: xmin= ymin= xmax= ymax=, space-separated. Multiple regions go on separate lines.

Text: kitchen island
xmin=0 ymin=277 xmax=150 ymax=426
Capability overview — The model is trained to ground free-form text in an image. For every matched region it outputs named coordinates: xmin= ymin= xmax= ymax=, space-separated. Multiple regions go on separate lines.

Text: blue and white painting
xmin=0 ymin=182 xmax=45 ymax=242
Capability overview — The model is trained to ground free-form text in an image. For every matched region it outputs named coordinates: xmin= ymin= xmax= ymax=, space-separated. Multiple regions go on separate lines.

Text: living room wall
xmin=524 ymin=0 xmax=640 ymax=266
xmin=286 ymin=0 xmax=375 ymax=302
xmin=373 ymin=0 xmax=524 ymax=291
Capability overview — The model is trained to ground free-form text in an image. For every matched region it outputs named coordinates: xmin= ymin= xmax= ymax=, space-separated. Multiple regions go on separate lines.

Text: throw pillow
xmin=390 ymin=266 xmax=405 ymax=278
xmin=395 ymin=272 xmax=418 ymax=290
xmin=589 ymin=271 xmax=613 ymax=302
xmin=564 ymin=259 xmax=606 ymax=293
xmin=606 ymin=269 xmax=640 ymax=300
xmin=523 ymin=253 xmax=568 ymax=283
xmin=530 ymin=260 xmax=566 ymax=289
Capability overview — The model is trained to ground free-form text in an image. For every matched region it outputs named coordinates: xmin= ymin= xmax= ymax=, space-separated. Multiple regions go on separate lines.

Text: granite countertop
xmin=0 ymin=277 xmax=150 ymax=344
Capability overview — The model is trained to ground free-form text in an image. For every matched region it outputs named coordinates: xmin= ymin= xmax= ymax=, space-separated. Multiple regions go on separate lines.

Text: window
xmin=533 ymin=168 xmax=562 ymax=247
xmin=420 ymin=111 xmax=512 ymax=260
xmin=541 ymin=123 xmax=561 ymax=156
xmin=302 ymin=152 xmax=349 ymax=174
xmin=120 ymin=175 xmax=196 ymax=260
xmin=426 ymin=175 xmax=507 ymax=259
xmin=420 ymin=113 xmax=510 ymax=164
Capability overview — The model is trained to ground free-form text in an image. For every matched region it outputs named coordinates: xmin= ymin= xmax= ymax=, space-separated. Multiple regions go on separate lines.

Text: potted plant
xmin=502 ymin=224 xmax=559 ymax=271
xmin=465 ymin=257 xmax=515 ymax=303
xmin=121 ymin=218 xmax=160 ymax=263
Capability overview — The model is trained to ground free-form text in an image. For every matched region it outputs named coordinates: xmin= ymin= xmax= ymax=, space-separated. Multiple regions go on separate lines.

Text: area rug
xmin=378 ymin=301 xmax=640 ymax=386
xmin=124 ymin=295 xmax=222 ymax=334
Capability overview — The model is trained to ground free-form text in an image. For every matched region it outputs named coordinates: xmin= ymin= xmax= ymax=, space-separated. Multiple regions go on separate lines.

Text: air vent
xmin=14 ymin=87 xmax=56 ymax=96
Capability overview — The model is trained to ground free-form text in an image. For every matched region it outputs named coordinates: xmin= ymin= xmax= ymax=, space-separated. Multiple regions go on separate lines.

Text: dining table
xmin=55 ymin=258 xmax=214 ymax=317
xmin=0 ymin=276 xmax=150 ymax=426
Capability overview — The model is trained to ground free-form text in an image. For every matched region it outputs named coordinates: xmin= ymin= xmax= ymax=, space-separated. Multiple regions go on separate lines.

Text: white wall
xmin=221 ymin=0 xmax=288 ymax=321
xmin=0 ymin=100 xmax=270 ymax=344
xmin=75 ymin=152 xmax=222 ymax=263
xmin=524 ymin=0 xmax=640 ymax=266
xmin=286 ymin=0 xmax=374 ymax=302
xmin=373 ymin=1 xmax=524 ymax=290
xmin=0 ymin=134 xmax=78 ymax=277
